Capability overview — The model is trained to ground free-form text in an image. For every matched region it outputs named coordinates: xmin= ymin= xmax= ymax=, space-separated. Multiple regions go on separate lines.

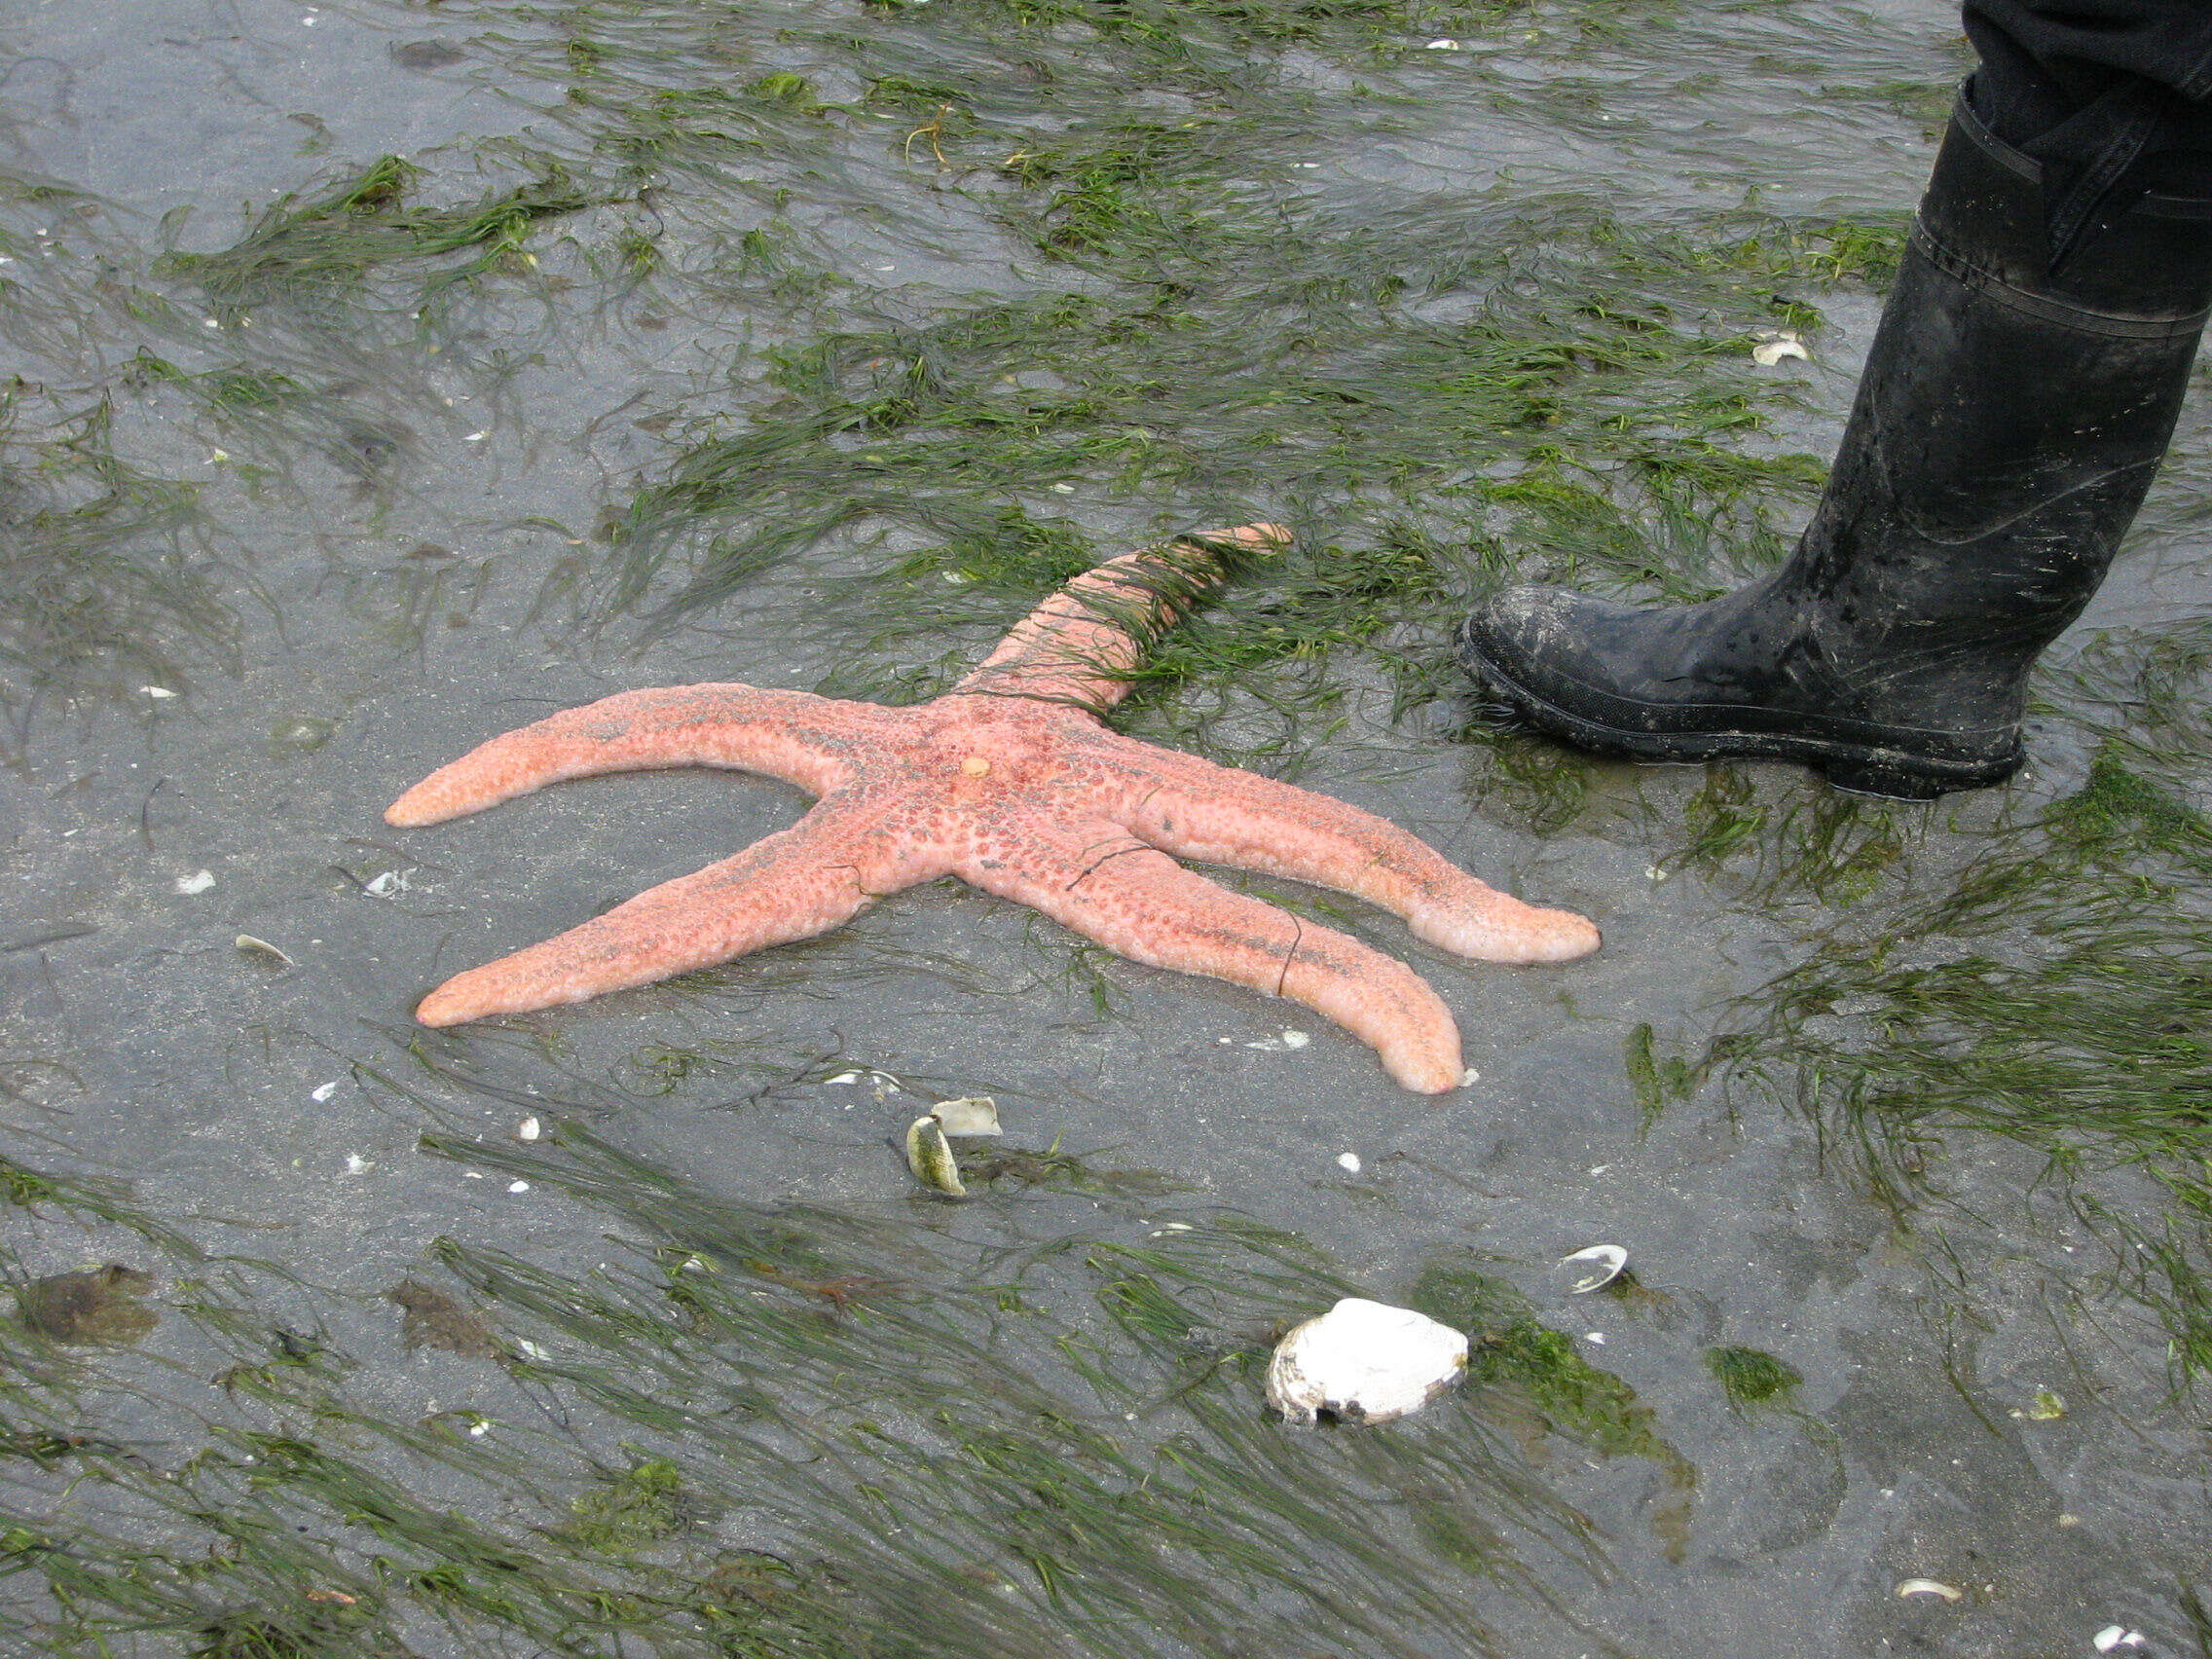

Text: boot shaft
xmin=1792 ymin=100 xmax=2212 ymax=701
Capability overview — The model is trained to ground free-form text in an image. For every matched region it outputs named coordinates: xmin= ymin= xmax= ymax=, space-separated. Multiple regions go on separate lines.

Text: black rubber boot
xmin=1457 ymin=100 xmax=2212 ymax=800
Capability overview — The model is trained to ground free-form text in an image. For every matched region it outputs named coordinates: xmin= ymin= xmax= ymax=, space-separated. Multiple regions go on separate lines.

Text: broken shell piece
xmin=2094 ymin=1627 xmax=2147 ymax=1652
xmin=269 ymin=716 xmax=333 ymax=751
xmin=235 ymin=935 xmax=296 ymax=965
xmin=826 ymin=1067 xmax=903 ymax=1089
xmin=2009 ymin=1387 xmax=2065 ymax=1420
xmin=1266 ymin=1297 xmax=1468 ymax=1425
xmin=928 ymin=1096 xmax=1001 ymax=1137
xmin=1895 ymin=1579 xmax=1963 ymax=1603
xmin=1559 ymin=1244 xmax=1629 ymax=1294
xmin=176 ymin=870 xmax=215 ymax=895
xmin=1751 ymin=330 xmax=1811 ymax=366
xmin=904 ymin=1115 xmax=966 ymax=1198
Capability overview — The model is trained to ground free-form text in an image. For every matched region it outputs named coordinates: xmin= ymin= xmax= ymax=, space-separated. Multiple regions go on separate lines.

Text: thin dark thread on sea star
xmin=1064 ymin=841 xmax=1154 ymax=891
xmin=1277 ymin=913 xmax=1304 ymax=999
xmin=824 ymin=862 xmax=885 ymax=899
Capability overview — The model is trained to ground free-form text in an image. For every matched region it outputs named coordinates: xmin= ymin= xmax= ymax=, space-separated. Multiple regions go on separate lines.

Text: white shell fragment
xmin=1336 ymin=1152 xmax=1362 ymax=1173
xmin=904 ymin=1115 xmax=966 ymax=1197
xmin=827 ymin=1067 xmax=903 ymax=1089
xmin=235 ymin=934 xmax=295 ymax=965
xmin=1560 ymin=1244 xmax=1629 ymax=1294
xmin=1751 ymin=330 xmax=1811 ymax=366
xmin=516 ymin=1116 xmax=542 ymax=1142
xmin=176 ymin=870 xmax=215 ymax=895
xmin=2094 ymin=1627 xmax=2147 ymax=1652
xmin=1266 ymin=1298 xmax=1468 ymax=1425
xmin=1895 ymin=1579 xmax=1964 ymax=1603
xmin=928 ymin=1096 xmax=1001 ymax=1137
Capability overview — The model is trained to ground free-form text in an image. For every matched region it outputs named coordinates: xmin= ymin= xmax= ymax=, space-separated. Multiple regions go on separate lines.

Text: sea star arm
xmin=959 ymin=819 xmax=1465 ymax=1093
xmin=1113 ymin=752 xmax=1602 ymax=965
xmin=951 ymin=525 xmax=1287 ymax=715
xmin=386 ymin=685 xmax=886 ymax=828
xmin=410 ymin=799 xmax=905 ymax=1026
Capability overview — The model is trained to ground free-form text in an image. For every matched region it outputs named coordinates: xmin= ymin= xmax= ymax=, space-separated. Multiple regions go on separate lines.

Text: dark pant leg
xmin=1963 ymin=0 xmax=2212 ymax=256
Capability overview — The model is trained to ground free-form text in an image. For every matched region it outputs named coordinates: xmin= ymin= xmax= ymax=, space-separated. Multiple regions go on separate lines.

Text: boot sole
xmin=1458 ymin=635 xmax=2021 ymax=802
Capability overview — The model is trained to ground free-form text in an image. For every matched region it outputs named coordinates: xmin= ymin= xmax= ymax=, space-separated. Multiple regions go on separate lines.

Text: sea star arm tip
xmin=409 ymin=805 xmax=898 ymax=1026
xmin=1411 ymin=900 xmax=1601 ymax=965
xmin=387 ymin=684 xmax=871 ymax=827
xmin=1116 ymin=756 xmax=1602 ymax=967
xmin=964 ymin=823 xmax=1466 ymax=1093
xmin=953 ymin=523 xmax=1291 ymax=712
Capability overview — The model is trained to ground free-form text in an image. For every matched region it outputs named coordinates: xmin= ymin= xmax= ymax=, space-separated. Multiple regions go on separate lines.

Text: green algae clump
xmin=1705 ymin=1345 xmax=1801 ymax=1412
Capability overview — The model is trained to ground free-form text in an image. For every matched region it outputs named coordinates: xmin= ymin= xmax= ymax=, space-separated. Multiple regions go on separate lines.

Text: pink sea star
xmin=386 ymin=526 xmax=1600 ymax=1092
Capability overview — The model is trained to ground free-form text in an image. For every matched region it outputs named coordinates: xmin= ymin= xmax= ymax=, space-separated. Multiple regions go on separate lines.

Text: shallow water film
xmin=3 ymin=1 xmax=2209 ymax=1654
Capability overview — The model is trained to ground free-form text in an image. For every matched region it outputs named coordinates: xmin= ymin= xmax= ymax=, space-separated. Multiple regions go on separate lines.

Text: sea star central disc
xmin=386 ymin=526 xmax=1600 ymax=1092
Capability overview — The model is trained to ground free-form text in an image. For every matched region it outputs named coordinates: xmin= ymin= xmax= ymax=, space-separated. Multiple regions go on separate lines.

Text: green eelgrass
xmin=0 ymin=1122 xmax=1631 ymax=1657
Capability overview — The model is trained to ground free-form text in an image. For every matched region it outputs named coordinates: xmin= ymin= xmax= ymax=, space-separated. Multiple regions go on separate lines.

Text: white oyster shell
xmin=1266 ymin=1298 xmax=1468 ymax=1425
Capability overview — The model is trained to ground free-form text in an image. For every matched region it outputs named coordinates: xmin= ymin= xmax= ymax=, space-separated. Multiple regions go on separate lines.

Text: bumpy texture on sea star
xmin=387 ymin=526 xmax=1600 ymax=1091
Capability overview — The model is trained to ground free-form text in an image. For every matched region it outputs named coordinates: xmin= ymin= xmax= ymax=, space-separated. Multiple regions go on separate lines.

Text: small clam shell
xmin=235 ymin=935 xmax=296 ymax=965
xmin=1559 ymin=1244 xmax=1628 ymax=1294
xmin=1894 ymin=1579 xmax=1963 ymax=1603
xmin=929 ymin=1096 xmax=1001 ymax=1137
xmin=904 ymin=1116 xmax=966 ymax=1197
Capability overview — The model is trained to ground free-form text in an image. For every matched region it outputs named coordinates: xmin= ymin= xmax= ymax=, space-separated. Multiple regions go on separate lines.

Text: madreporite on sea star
xmin=386 ymin=526 xmax=1599 ymax=1091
